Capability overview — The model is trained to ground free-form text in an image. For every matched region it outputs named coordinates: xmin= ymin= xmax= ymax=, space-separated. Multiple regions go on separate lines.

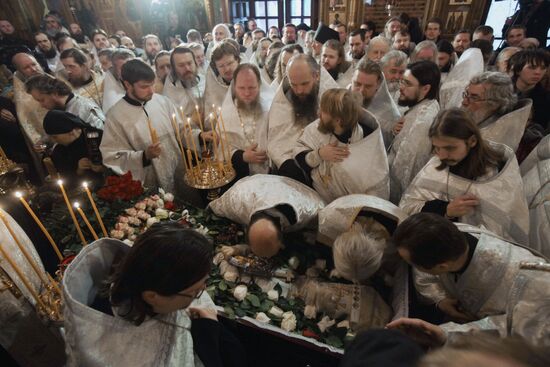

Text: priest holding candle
xmin=100 ymin=59 xmax=212 ymax=203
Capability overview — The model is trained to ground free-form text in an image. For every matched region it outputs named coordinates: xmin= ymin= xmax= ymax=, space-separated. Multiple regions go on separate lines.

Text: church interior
xmin=0 ymin=0 xmax=549 ymax=366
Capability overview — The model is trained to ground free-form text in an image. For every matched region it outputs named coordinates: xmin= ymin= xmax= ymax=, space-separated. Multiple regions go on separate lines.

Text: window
xmin=229 ymin=0 xmax=312 ymax=30
xmin=485 ymin=0 xmax=550 ymax=48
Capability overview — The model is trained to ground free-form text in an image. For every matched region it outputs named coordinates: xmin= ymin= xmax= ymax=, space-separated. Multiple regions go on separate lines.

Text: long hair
xmin=322 ymin=39 xmax=351 ymax=75
xmin=319 ymin=88 xmax=361 ymax=134
xmin=429 ymin=108 xmax=503 ymax=179
xmin=107 ymin=222 xmax=213 ymax=325
xmin=169 ymin=46 xmax=197 ymax=82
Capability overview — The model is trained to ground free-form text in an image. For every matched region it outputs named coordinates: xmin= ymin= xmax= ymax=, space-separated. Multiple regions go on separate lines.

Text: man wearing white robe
xmin=204 ymin=41 xmax=240 ymax=109
xmin=209 ymin=174 xmax=325 ymax=257
xmin=59 ymin=48 xmax=105 ymax=110
xmin=294 ymin=88 xmax=389 ymax=203
xmin=102 ymin=48 xmax=134 ymax=113
xmin=388 ymin=61 xmax=441 ymax=203
xmin=267 ymin=54 xmax=338 ymax=180
xmin=400 ymin=108 xmax=529 ymax=245
xmin=163 ymin=46 xmax=206 ymax=118
xmin=348 ymin=30 xmax=367 ymax=67
xmin=100 ymin=60 xmax=209 ymax=200
xmin=220 ymin=63 xmax=274 ymax=178
xmin=25 ymin=74 xmax=104 ymax=130
xmin=380 ymin=50 xmax=408 ymax=108
xmin=521 ymin=135 xmax=550 ymax=257
xmin=321 ymin=40 xmax=354 ymax=88
xmin=389 ymin=213 xmax=550 ymax=347
xmin=439 ymin=48 xmax=484 ymax=110
xmin=350 ymin=58 xmax=401 ymax=148
xmin=461 ymin=71 xmax=532 ymax=152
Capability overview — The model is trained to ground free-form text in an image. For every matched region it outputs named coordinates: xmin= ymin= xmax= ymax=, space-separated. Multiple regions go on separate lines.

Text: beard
xmin=288 ymin=83 xmax=319 ymax=123
xmin=465 ymin=107 xmax=492 ymax=125
xmin=317 ymin=115 xmax=336 ymax=134
xmin=440 ymin=61 xmax=452 ymax=73
xmin=352 ymin=50 xmax=365 ymax=60
xmin=42 ymin=46 xmax=57 ymax=59
xmin=398 ymin=89 xmax=420 ymax=107
xmin=387 ymin=80 xmax=400 ymax=93
xmin=235 ymin=95 xmax=260 ymax=114
xmin=180 ymin=72 xmax=199 ymax=88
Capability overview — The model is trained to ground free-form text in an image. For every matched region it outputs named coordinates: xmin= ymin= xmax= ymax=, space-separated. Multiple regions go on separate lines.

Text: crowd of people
xmin=1 ymin=7 xmax=550 ymax=367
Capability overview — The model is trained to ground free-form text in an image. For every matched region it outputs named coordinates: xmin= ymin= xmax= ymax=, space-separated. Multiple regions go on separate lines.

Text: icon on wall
xmin=446 ymin=11 xmax=468 ymax=34
xmin=449 ymin=0 xmax=472 ymax=5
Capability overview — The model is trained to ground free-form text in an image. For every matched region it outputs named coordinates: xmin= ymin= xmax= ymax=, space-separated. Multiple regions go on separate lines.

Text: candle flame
xmin=57 ymin=179 xmax=63 ymax=185
xmin=172 ymin=113 xmax=176 ymax=118
xmin=73 ymin=202 xmax=80 ymax=208
xmin=82 ymin=181 xmax=88 ymax=188
xmin=15 ymin=191 xmax=22 ymax=198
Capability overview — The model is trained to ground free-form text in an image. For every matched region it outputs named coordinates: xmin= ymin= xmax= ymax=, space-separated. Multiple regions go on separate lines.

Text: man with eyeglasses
xmin=204 ymin=40 xmax=240 ymax=109
xmin=461 ymin=71 xmax=532 ymax=152
xmin=388 ymin=60 xmax=441 ymax=204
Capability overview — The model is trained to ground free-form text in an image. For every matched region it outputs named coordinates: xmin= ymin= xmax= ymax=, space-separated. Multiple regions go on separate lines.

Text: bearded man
xmin=142 ymin=34 xmax=163 ymax=69
xmin=103 ymin=48 xmax=135 ymax=113
xmin=34 ymin=32 xmax=59 ymax=71
xmin=321 ymin=40 xmax=353 ymax=88
xmin=348 ymin=30 xmax=367 ymax=66
xmin=204 ymin=40 xmax=240 ymax=109
xmin=267 ymin=54 xmax=338 ymax=181
xmin=380 ymin=50 xmax=408 ymax=104
xmin=59 ymin=48 xmax=104 ymax=109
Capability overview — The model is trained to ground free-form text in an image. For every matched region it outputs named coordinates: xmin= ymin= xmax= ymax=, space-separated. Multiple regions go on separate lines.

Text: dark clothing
xmin=503 ymin=0 xmax=550 ymax=47
xmin=191 ymin=318 xmax=247 ymax=367
xmin=0 ymin=97 xmax=32 ymax=165
xmin=518 ymin=83 xmax=550 ymax=135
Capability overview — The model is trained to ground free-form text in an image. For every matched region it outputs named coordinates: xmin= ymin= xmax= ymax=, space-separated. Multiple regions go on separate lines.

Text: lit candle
xmin=0 ymin=241 xmax=47 ymax=311
xmin=58 ymin=180 xmax=87 ymax=246
xmin=147 ymin=117 xmax=159 ymax=144
xmin=0 ymin=209 xmax=51 ymax=288
xmin=186 ymin=117 xmax=202 ymax=172
xmin=82 ymin=182 xmax=108 ymax=237
xmin=218 ymin=108 xmax=232 ymax=169
xmin=15 ymin=192 xmax=63 ymax=261
xmin=74 ymin=202 xmax=99 ymax=241
xmin=171 ymin=113 xmax=191 ymax=172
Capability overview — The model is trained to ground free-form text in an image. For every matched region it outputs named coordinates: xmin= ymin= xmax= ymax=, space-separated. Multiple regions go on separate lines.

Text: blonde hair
xmin=319 ymin=88 xmax=362 ymax=133
xmin=333 ymin=221 xmax=388 ymax=282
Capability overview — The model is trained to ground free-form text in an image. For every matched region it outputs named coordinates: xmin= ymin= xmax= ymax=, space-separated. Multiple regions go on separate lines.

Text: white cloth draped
xmin=388 ymin=98 xmax=440 ymax=204
xmin=102 ymin=70 xmax=126 ymax=114
xmin=367 ymin=77 xmax=402 ymax=148
xmin=66 ymin=94 xmax=105 ymax=130
xmin=63 ymin=238 xmax=212 ymax=367
xmin=520 ymin=135 xmax=550 ymax=176
xmin=203 ymin=66 xmax=230 ymax=110
xmin=13 ymin=73 xmax=48 ymax=145
xmin=163 ymin=73 xmax=206 ymax=117
xmin=478 ymin=99 xmax=532 ymax=152
xmin=439 ymin=48 xmax=485 ymax=110
xmin=294 ymin=110 xmax=390 ymax=203
xmin=334 ymin=65 xmax=354 ymax=89
xmin=266 ymin=68 xmax=338 ymax=168
xmin=219 ymin=77 xmax=274 ymax=175
xmin=208 ymin=174 xmax=325 ymax=232
xmin=400 ymin=142 xmax=530 ymax=245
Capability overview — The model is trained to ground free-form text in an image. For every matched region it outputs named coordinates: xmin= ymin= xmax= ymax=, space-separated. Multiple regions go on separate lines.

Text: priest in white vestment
xmin=439 ymin=48 xmax=484 ymax=110
xmin=522 ymin=135 xmax=550 ymax=257
xmin=350 ymin=58 xmax=401 ymax=148
xmin=294 ymin=89 xmax=389 ymax=203
xmin=400 ymin=108 xmax=529 ymax=245
xmin=220 ymin=63 xmax=274 ymax=178
xmin=388 ymin=61 xmax=441 ymax=203
xmin=390 ymin=213 xmax=550 ymax=347
xmin=163 ymin=46 xmax=206 ymax=119
xmin=100 ymin=60 xmax=208 ymax=202
xmin=321 ymin=40 xmax=354 ymax=88
xmin=204 ymin=41 xmax=240 ymax=109
xmin=462 ymin=71 xmax=532 ymax=152
xmin=102 ymin=48 xmax=134 ymax=113
xmin=0 ymin=209 xmax=66 ymax=366
xmin=209 ymin=174 xmax=325 ymax=258
xmin=267 ymin=54 xmax=338 ymax=180
xmin=25 ymin=74 xmax=104 ymax=130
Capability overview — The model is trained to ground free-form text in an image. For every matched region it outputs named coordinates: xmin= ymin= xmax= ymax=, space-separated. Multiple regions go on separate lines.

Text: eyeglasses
xmin=462 ymin=91 xmax=486 ymax=103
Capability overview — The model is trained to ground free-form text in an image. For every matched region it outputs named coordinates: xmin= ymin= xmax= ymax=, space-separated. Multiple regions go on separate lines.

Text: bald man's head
xmin=287 ymin=54 xmax=320 ymax=103
xmin=12 ymin=53 xmax=43 ymax=79
xmin=248 ymin=217 xmax=283 ymax=258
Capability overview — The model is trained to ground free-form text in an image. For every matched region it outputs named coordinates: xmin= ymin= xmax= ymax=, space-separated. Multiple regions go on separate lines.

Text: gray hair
xmin=380 ymin=49 xmax=408 ymax=68
xmin=410 ymin=40 xmax=438 ymax=63
xmin=111 ymin=48 xmax=135 ymax=62
xmin=469 ymin=71 xmax=517 ymax=115
xmin=332 ymin=222 xmax=387 ymax=282
xmin=496 ymin=46 xmax=521 ymax=64
xmin=187 ymin=42 xmax=204 ymax=52
xmin=366 ymin=35 xmax=391 ymax=52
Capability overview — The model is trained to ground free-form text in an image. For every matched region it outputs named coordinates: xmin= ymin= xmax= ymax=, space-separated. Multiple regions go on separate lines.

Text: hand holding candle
xmin=147 ymin=117 xmax=159 ymax=144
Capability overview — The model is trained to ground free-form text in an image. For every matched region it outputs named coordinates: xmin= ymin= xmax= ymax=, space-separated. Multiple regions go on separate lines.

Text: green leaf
xmin=235 ymin=307 xmax=246 ymax=317
xmin=223 ymin=306 xmax=235 ymax=319
xmin=259 ymin=299 xmax=274 ymax=312
xmin=246 ymin=294 xmax=261 ymax=307
xmin=218 ymin=280 xmax=227 ymax=291
xmin=240 ymin=299 xmax=251 ymax=309
xmin=324 ymin=335 xmax=344 ymax=348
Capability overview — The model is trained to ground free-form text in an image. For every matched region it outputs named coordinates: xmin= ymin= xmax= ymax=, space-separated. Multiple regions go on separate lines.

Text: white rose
xmin=255 ymin=312 xmax=270 ymax=323
xmin=155 ymin=198 xmax=164 ymax=209
xmin=223 ymin=270 xmax=239 ymax=283
xmin=146 ymin=217 xmax=160 ymax=227
xmin=317 ymin=316 xmax=335 ymax=333
xmin=267 ymin=290 xmax=279 ymax=301
xmin=110 ymin=229 xmax=125 ymax=239
xmin=135 ymin=202 xmax=146 ymax=210
xmin=122 ymin=239 xmax=134 ymax=246
xmin=155 ymin=208 xmax=169 ymax=219
xmin=213 ymin=253 xmax=225 ymax=265
xmin=181 ymin=209 xmax=189 ymax=218
xmin=163 ymin=193 xmax=174 ymax=202
xmin=303 ymin=305 xmax=317 ymax=319
xmin=288 ymin=256 xmax=300 ymax=270
xmin=233 ymin=285 xmax=248 ymax=301
xmin=159 ymin=188 xmax=165 ymax=196
xmin=280 ymin=311 xmax=297 ymax=332
xmin=268 ymin=306 xmax=284 ymax=318
xmin=195 ymin=224 xmax=209 ymax=235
